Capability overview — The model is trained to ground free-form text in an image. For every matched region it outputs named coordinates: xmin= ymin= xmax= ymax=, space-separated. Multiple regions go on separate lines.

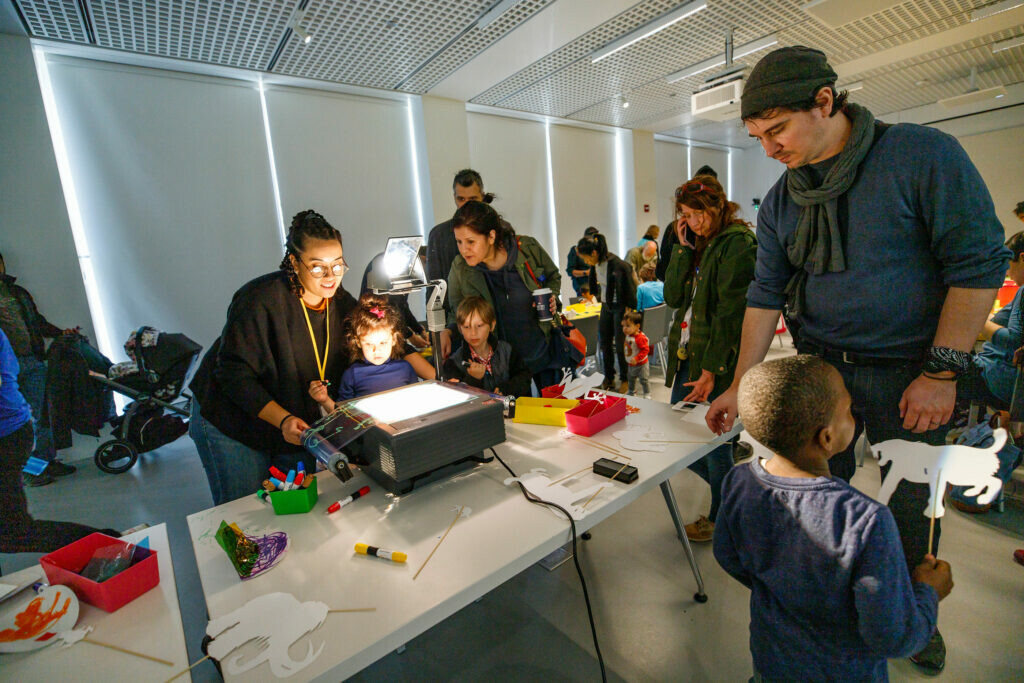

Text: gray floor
xmin=4 ymin=336 xmax=1023 ymax=681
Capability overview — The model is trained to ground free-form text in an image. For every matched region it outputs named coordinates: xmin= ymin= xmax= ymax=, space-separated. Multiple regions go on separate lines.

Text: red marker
xmin=294 ymin=471 xmax=305 ymax=487
xmin=269 ymin=466 xmax=287 ymax=481
xmin=326 ymin=486 xmax=370 ymax=514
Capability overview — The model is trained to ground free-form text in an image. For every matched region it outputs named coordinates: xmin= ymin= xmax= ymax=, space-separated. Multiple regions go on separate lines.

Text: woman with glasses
xmin=188 ymin=209 xmax=356 ymax=505
xmin=664 ymin=175 xmax=757 ymax=542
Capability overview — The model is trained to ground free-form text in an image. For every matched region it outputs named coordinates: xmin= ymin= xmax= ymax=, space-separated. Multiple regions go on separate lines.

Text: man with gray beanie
xmin=705 ymin=46 xmax=1008 ymax=675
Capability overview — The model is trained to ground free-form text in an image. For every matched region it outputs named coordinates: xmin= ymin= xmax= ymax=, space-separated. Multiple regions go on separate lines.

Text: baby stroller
xmin=89 ymin=326 xmax=202 ymax=474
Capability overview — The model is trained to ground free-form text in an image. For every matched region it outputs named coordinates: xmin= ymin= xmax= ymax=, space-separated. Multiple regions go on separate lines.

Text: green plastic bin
xmin=269 ymin=476 xmax=318 ymax=514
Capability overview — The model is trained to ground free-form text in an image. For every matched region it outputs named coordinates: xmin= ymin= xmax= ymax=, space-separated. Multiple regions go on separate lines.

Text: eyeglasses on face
xmin=300 ymin=259 xmax=348 ymax=279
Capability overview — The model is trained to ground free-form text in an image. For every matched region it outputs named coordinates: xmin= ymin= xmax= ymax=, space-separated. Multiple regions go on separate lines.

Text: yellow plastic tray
xmin=513 ymin=397 xmax=580 ymax=427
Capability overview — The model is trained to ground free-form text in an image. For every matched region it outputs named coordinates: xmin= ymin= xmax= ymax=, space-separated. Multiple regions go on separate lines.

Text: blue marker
xmin=270 ymin=476 xmax=286 ymax=490
xmin=297 ymin=461 xmax=305 ymax=475
xmin=285 ymin=470 xmax=296 ymax=491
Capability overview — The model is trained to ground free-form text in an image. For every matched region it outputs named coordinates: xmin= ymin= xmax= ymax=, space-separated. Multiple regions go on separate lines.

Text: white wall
xmin=654 ymin=139 xmax=687 ymax=234
xmin=549 ymin=124 xmax=621 ymax=301
xmin=45 ymin=56 xmax=280 ymax=354
xmin=0 ymin=35 xmax=95 ymax=346
xmin=953 ymin=124 xmax=1024 ymax=236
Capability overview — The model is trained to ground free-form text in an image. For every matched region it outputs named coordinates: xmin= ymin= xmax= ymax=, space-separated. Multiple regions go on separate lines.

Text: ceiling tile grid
xmin=485 ymin=0 xmax=807 ymax=117
xmin=470 ymin=0 xmax=689 ymax=106
xmin=86 ymin=0 xmax=294 ymax=69
xmin=271 ymin=0 xmax=521 ymax=89
xmin=14 ymin=0 xmax=88 ymax=42
xmin=398 ymin=0 xmax=556 ymax=93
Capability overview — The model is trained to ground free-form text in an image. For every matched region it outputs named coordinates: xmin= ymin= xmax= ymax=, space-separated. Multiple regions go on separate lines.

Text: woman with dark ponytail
xmin=445 ymin=200 xmax=564 ymax=390
xmin=188 ymin=209 xmax=357 ymax=505
xmin=576 ymin=232 xmax=637 ymax=392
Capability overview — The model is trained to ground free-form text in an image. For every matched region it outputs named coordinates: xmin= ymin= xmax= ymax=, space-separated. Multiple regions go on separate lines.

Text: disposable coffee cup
xmin=533 ymin=288 xmax=553 ymax=322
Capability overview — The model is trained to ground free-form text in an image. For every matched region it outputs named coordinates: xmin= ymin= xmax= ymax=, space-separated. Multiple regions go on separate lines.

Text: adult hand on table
xmin=899 ymin=374 xmax=956 ymax=433
xmin=280 ymin=415 xmax=310 ymax=445
xmin=706 ymin=385 xmax=738 ymax=435
xmin=682 ymin=369 xmax=715 ymax=403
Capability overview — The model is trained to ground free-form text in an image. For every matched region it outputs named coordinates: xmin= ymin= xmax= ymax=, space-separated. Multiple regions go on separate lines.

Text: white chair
xmin=641 ymin=304 xmax=670 ymax=376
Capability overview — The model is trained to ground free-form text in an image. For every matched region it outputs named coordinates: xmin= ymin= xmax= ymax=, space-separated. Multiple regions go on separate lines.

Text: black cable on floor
xmin=489 ymin=447 xmax=607 ymax=683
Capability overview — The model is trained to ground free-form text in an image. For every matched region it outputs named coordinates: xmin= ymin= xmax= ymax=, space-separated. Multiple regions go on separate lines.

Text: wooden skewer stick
xmin=581 ymin=486 xmax=605 ymax=509
xmin=83 ymin=637 xmax=174 ymax=666
xmin=607 ymin=460 xmax=631 ymax=483
xmin=569 ymin=435 xmax=628 ymax=458
xmin=548 ymin=466 xmax=592 ymax=487
xmin=413 ymin=505 xmax=464 ymax=581
xmin=637 ymin=439 xmax=704 ymax=444
xmin=328 ymin=607 xmax=377 ymax=613
xmin=164 ymin=654 xmax=210 ymax=682
xmin=927 ymin=468 xmax=943 ymax=557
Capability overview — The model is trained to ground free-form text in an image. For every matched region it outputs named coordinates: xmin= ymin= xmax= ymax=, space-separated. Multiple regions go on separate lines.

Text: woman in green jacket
xmin=664 ymin=175 xmax=757 ymax=542
xmin=443 ymin=201 xmax=564 ymax=391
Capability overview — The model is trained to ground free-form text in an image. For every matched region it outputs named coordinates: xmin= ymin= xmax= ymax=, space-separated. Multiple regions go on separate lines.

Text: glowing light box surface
xmin=351 ymin=382 xmax=475 ymax=424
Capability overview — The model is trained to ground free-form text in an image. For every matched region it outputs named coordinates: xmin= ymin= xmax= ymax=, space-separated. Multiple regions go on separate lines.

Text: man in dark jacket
xmin=0 ymin=253 xmax=78 ymax=486
xmin=426 ymin=169 xmax=488 ymax=295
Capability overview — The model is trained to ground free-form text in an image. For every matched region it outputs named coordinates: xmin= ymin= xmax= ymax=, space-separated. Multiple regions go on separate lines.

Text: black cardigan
xmin=588 ymin=255 xmax=637 ymax=311
xmin=190 ymin=271 xmax=356 ymax=454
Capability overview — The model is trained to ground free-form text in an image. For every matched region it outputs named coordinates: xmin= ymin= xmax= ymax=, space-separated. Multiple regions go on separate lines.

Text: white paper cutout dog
xmin=206 ymin=592 xmax=328 ymax=678
xmin=874 ymin=428 xmax=1006 ymax=518
xmin=504 ymin=468 xmax=605 ymax=520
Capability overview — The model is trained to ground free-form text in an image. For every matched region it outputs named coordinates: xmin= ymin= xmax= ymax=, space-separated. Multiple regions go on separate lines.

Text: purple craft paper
xmin=244 ymin=532 xmax=290 ymax=580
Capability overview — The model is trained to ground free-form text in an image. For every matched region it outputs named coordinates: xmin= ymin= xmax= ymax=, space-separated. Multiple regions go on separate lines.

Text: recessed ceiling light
xmin=591 ymin=0 xmax=708 ymax=64
xmin=970 ymin=0 xmax=1024 ymax=22
xmin=665 ymin=34 xmax=778 ymax=83
xmin=991 ymin=34 xmax=1024 ymax=52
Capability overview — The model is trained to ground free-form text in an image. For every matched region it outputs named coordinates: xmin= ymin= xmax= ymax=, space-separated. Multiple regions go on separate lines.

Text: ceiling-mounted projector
xmin=691 ymin=66 xmax=747 ymax=121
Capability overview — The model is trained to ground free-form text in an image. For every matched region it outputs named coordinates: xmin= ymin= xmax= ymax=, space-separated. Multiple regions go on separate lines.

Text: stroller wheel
xmin=95 ymin=440 xmax=138 ymax=474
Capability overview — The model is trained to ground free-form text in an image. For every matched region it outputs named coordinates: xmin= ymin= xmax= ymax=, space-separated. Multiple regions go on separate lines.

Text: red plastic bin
xmin=565 ymin=394 xmax=627 ymax=436
xmin=540 ymin=384 xmax=565 ymax=399
xmin=40 ymin=533 xmax=159 ymax=613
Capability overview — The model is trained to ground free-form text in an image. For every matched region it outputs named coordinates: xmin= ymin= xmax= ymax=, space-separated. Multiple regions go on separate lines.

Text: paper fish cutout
xmin=207 ymin=592 xmax=328 ymax=678
xmin=504 ymin=469 xmax=605 ymax=520
xmin=874 ymin=428 xmax=1006 ymax=518
xmin=0 ymin=585 xmax=80 ymax=653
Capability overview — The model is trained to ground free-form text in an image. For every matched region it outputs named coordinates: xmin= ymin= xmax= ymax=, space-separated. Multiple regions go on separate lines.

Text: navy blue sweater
xmin=714 ymin=459 xmax=938 ymax=681
xmin=336 ymin=359 xmax=418 ymax=400
xmin=747 ymin=123 xmax=1009 ymax=357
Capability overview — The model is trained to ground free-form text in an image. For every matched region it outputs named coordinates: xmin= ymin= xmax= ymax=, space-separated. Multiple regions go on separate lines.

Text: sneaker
xmin=46 ymin=459 xmax=77 ymax=477
xmin=643 ymin=393 xmax=652 ymax=400
xmin=684 ymin=515 xmax=714 ymax=542
xmin=599 ymin=378 xmax=615 ymax=391
xmin=617 ymin=381 xmax=629 ymax=394
xmin=909 ymin=629 xmax=945 ymax=674
xmin=734 ymin=441 xmax=754 ymax=464
xmin=24 ymin=472 xmax=55 ymax=487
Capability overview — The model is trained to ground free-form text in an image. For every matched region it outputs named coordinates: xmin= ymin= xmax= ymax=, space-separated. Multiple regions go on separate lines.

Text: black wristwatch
xmin=921 ymin=346 xmax=971 ymax=379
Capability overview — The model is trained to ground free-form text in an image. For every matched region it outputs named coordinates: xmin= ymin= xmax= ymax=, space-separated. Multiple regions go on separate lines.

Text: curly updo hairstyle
xmin=345 ymin=294 xmax=405 ymax=362
xmin=279 ymin=209 xmax=344 ymax=297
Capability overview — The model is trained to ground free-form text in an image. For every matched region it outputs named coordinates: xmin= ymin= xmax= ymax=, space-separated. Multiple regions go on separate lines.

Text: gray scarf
xmin=784 ymin=103 xmax=876 ymax=317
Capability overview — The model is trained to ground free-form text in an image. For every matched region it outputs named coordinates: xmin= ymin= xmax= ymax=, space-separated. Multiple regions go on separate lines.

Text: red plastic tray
xmin=565 ymin=394 xmax=627 ymax=436
xmin=540 ymin=384 xmax=565 ymax=399
xmin=40 ymin=533 xmax=159 ymax=613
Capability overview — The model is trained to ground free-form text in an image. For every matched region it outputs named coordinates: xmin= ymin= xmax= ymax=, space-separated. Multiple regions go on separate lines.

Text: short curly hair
xmin=737 ymin=355 xmax=840 ymax=459
xmin=345 ymin=294 xmax=405 ymax=363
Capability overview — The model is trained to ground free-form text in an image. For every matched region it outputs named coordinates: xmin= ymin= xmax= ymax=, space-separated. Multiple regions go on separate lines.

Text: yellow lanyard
xmin=301 ymin=297 xmax=329 ymax=382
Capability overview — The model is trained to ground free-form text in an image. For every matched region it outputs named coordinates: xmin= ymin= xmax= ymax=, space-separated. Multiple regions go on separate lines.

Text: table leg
xmin=660 ymin=480 xmax=708 ymax=603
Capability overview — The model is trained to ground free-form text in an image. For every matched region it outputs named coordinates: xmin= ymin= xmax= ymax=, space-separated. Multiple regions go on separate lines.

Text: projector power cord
xmin=489 ymin=447 xmax=607 ymax=683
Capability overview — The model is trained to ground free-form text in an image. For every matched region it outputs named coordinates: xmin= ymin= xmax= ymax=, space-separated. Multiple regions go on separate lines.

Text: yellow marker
xmin=355 ymin=542 xmax=407 ymax=563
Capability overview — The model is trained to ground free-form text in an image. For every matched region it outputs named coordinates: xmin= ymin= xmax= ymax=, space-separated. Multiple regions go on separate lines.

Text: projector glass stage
xmin=351 ymin=381 xmax=474 ymax=425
